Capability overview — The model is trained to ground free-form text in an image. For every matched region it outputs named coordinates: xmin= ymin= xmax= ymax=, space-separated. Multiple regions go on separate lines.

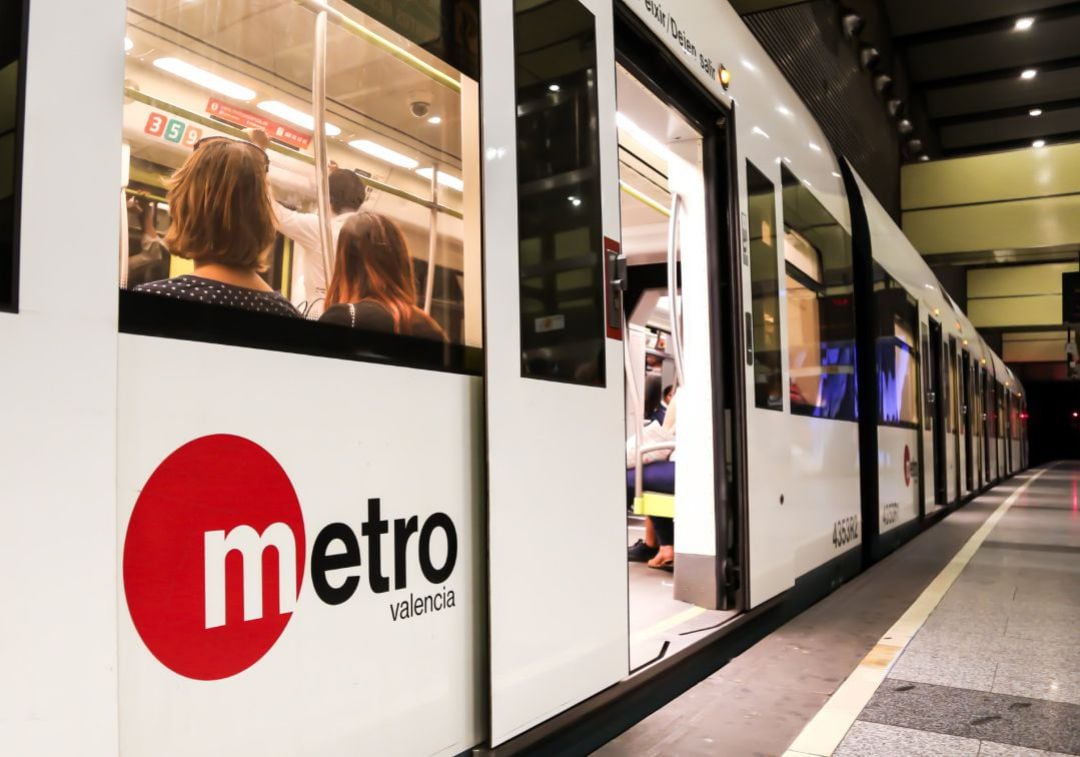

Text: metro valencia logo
xmin=123 ymin=435 xmax=458 ymax=681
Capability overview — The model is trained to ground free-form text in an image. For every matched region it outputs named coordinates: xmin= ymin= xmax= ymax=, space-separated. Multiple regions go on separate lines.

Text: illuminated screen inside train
xmin=1 ymin=0 xmax=25 ymax=310
xmin=120 ymin=0 xmax=482 ymax=357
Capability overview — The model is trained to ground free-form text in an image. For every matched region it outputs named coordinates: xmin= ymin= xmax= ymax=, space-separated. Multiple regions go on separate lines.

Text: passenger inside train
xmin=120 ymin=0 xmax=482 ymax=348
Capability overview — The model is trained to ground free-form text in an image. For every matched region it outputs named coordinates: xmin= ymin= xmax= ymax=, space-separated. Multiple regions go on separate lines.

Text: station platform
xmin=595 ymin=463 xmax=1079 ymax=757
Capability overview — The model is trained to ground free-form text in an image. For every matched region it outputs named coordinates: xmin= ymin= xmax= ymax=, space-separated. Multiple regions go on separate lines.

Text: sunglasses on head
xmin=192 ymin=135 xmax=270 ymax=172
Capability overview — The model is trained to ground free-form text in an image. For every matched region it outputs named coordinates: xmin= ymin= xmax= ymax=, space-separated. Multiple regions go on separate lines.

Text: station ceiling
xmin=885 ymin=0 xmax=1080 ymax=157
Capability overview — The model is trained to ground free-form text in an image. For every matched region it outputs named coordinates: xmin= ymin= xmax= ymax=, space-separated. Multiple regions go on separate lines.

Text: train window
xmin=747 ymin=161 xmax=782 ymax=410
xmin=781 ymin=166 xmax=856 ymax=421
xmin=946 ymin=340 xmax=958 ymax=433
xmin=513 ymin=0 xmax=606 ymax=386
xmin=119 ymin=0 xmax=483 ymax=372
xmin=874 ymin=264 xmax=918 ymax=427
xmin=921 ymin=328 xmax=932 ymax=430
xmin=0 ymin=0 xmax=26 ymax=312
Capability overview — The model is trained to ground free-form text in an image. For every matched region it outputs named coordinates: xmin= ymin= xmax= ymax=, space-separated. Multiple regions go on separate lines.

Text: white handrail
xmin=312 ymin=11 xmax=335 ymax=300
xmin=666 ymin=193 xmax=686 ymax=388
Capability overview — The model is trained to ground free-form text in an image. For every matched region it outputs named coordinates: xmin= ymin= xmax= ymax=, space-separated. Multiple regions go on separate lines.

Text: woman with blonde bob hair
xmin=135 ymin=136 xmax=298 ymax=318
xmin=319 ymin=211 xmax=445 ymax=340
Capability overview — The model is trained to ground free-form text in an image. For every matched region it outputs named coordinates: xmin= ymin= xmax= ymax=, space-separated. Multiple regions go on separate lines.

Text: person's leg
xmin=647 ymin=517 xmax=674 ymax=568
xmin=644 ymin=516 xmax=657 ymax=547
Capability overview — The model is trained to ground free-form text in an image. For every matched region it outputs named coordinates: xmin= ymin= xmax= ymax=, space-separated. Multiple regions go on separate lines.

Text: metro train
xmin=1 ymin=0 xmax=1027 ymax=754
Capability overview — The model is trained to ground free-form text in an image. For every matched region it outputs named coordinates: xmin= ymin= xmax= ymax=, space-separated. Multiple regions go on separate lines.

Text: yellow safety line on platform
xmin=631 ymin=605 xmax=706 ymax=646
xmin=782 ymin=465 xmax=1052 ymax=757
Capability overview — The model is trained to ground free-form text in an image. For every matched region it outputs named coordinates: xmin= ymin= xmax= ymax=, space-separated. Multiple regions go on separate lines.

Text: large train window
xmin=513 ymin=0 xmax=606 ymax=386
xmin=0 ymin=0 xmax=26 ymax=312
xmin=747 ymin=161 xmax=782 ymax=410
xmin=874 ymin=264 xmax=918 ymax=427
xmin=119 ymin=0 xmax=482 ymax=372
xmin=781 ymin=166 xmax=856 ymax=421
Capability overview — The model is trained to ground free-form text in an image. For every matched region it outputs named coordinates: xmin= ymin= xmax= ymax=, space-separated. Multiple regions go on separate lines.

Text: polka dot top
xmin=135 ymin=275 xmax=300 ymax=319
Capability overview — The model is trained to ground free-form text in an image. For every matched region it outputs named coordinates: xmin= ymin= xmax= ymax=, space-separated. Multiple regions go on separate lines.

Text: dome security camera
xmin=409 ymin=100 xmax=432 ymax=118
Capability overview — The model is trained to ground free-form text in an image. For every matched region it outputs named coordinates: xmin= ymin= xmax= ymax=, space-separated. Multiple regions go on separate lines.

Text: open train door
xmin=480 ymin=0 xmax=627 ymax=746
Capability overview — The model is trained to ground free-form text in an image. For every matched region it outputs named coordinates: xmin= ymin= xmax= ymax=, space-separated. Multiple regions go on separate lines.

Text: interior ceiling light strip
xmin=416 ymin=167 xmax=464 ymax=192
xmin=125 ymin=88 xmax=462 ymax=219
xmin=619 ymin=180 xmax=671 ymax=217
xmin=258 ymin=100 xmax=342 ymax=136
xmin=153 ymin=57 xmax=256 ymax=101
xmin=293 ymin=0 xmax=461 ymax=93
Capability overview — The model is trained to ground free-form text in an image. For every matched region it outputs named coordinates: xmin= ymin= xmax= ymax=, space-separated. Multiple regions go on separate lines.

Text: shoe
xmin=647 ymin=553 xmax=674 ymax=572
xmin=628 ymin=538 xmax=659 ymax=562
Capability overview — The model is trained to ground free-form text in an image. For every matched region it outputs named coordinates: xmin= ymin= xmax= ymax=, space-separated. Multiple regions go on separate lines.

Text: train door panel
xmin=962 ymin=350 xmax=973 ymax=493
xmin=928 ymin=319 xmax=946 ymax=505
xmin=946 ymin=336 xmax=959 ymax=503
xmin=482 ymin=0 xmax=628 ymax=745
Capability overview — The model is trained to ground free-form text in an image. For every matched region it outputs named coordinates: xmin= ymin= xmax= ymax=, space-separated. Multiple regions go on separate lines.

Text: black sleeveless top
xmin=319 ymin=301 xmax=445 ymax=341
xmin=135 ymin=275 xmax=300 ymax=318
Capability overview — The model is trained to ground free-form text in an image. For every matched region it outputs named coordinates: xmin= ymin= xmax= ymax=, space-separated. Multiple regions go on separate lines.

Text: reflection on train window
xmin=119 ymin=0 xmax=483 ymax=364
xmin=0 ymin=0 xmax=26 ymax=311
xmin=746 ymin=161 xmax=781 ymax=410
xmin=874 ymin=263 xmax=918 ymax=427
xmin=946 ymin=339 xmax=959 ymax=433
xmin=781 ymin=166 xmax=856 ymax=421
xmin=513 ymin=0 xmax=606 ymax=386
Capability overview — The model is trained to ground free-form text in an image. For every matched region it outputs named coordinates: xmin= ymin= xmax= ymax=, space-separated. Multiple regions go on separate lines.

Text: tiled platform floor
xmin=834 ymin=463 xmax=1080 ymax=756
xmin=594 ymin=463 xmax=1079 ymax=757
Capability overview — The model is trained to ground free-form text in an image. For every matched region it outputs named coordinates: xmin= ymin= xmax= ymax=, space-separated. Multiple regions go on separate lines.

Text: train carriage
xmin=0 ymin=0 xmax=1027 ymax=754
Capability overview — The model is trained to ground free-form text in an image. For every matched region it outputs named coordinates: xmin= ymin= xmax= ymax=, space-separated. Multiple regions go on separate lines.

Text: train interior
xmin=615 ymin=64 xmax=737 ymax=672
xmin=120 ymin=0 xmax=482 ymax=345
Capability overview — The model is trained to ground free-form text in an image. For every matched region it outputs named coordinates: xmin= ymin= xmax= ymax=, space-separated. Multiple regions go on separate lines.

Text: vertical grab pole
xmin=119 ymin=190 xmax=130 ymax=290
xmin=312 ymin=10 xmax=335 ymax=292
xmin=621 ymin=290 xmax=646 ymax=500
xmin=667 ymin=194 xmax=686 ymax=387
xmin=423 ymin=166 xmax=438 ymax=313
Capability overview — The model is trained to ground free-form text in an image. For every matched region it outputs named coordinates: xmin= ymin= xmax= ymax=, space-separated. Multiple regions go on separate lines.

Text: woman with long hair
xmin=319 ymin=211 xmax=445 ymax=340
xmin=134 ymin=136 xmax=298 ymax=318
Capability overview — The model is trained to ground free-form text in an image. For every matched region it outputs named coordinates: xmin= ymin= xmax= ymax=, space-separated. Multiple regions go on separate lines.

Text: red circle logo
xmin=123 ymin=435 xmax=306 ymax=680
xmin=903 ymin=444 xmax=911 ymax=488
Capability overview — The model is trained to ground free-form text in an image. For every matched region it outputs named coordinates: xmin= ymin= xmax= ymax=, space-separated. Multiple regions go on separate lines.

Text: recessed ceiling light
xmin=257 ymin=100 xmax=341 ymax=136
xmin=1029 ymin=108 xmax=1043 ymax=116
xmin=1015 ymin=17 xmax=1035 ymax=31
xmin=548 ymin=84 xmax=561 ymax=92
xmin=153 ymin=57 xmax=256 ymax=101
xmin=918 ymin=155 xmax=930 ymax=162
xmin=1021 ymin=69 xmax=1037 ymax=80
xmin=349 ymin=139 xmax=419 ymax=169
xmin=1033 ymin=139 xmax=1046 ymax=148
xmin=416 ymin=167 xmax=463 ymax=192
xmin=427 ymin=116 xmax=442 ymax=125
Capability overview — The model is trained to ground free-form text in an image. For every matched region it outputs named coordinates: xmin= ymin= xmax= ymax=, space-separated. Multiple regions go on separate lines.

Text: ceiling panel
xmin=940 ymin=105 xmax=1080 ymax=150
xmin=884 ymin=0 xmax=1077 ymax=37
xmin=925 ymin=66 xmax=1080 ymax=120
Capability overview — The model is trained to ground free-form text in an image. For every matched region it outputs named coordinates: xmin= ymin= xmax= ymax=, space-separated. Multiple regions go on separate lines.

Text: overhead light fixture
xmin=349 ymin=139 xmax=419 ymax=169
xmin=1015 ymin=17 xmax=1035 ymax=31
xmin=548 ymin=84 xmax=561 ymax=93
xmin=427 ymin=116 xmax=442 ymax=125
xmin=918 ymin=155 xmax=930 ymax=162
xmin=416 ymin=167 xmax=464 ymax=192
xmin=887 ymin=98 xmax=904 ymax=117
xmin=842 ymin=12 xmax=865 ymax=39
xmin=257 ymin=100 xmax=341 ymax=136
xmin=874 ymin=74 xmax=893 ymax=94
xmin=859 ymin=46 xmax=880 ymax=70
xmin=1021 ymin=69 xmax=1038 ymax=80
xmin=898 ymin=118 xmax=914 ymax=135
xmin=1033 ymin=139 xmax=1046 ymax=148
xmin=153 ymin=57 xmax=256 ymax=101
xmin=125 ymin=36 xmax=134 ymax=52
xmin=1029 ymin=108 xmax=1043 ymax=116
xmin=907 ymin=138 xmax=924 ymax=152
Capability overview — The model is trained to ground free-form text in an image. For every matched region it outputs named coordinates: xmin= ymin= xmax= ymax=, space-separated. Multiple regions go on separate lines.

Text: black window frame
xmin=0 ymin=0 xmax=28 ymax=313
xmin=872 ymin=262 xmax=920 ymax=430
xmin=780 ymin=165 xmax=858 ymax=422
xmin=116 ymin=0 xmax=483 ymax=376
xmin=746 ymin=159 xmax=782 ymax=411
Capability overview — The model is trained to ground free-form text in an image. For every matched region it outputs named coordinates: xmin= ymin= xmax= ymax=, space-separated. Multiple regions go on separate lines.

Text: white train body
xmin=0 ymin=0 xmax=1026 ymax=754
